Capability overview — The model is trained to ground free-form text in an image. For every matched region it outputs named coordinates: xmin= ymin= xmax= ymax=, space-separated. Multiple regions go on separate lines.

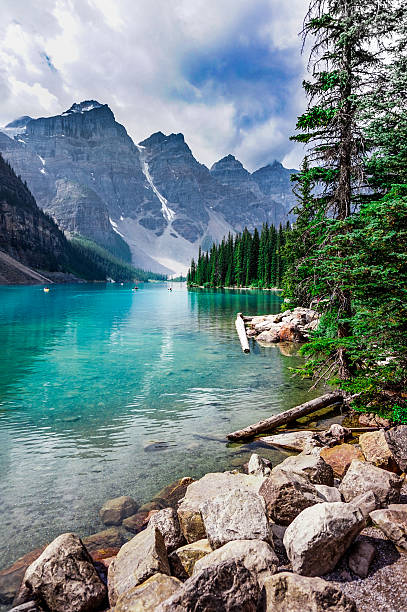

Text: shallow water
xmin=0 ymin=282 xmax=320 ymax=569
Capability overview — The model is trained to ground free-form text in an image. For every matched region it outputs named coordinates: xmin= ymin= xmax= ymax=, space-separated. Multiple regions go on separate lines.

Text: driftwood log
xmin=235 ymin=312 xmax=250 ymax=353
xmin=227 ymin=392 xmax=343 ymax=441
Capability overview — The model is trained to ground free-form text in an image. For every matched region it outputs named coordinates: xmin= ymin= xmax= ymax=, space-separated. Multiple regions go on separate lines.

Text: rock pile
xmin=245 ymin=307 xmax=320 ymax=344
xmin=2 ymin=423 xmax=407 ymax=612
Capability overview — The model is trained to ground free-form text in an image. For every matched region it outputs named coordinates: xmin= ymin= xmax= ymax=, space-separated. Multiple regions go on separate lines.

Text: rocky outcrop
xmin=260 ymin=571 xmax=357 ymax=611
xmin=249 ymin=308 xmax=320 ymax=344
xmin=157 ymin=559 xmax=259 ymax=611
xmin=14 ymin=534 xmax=106 ymax=612
xmin=107 ymin=526 xmax=170 ymax=606
xmin=200 ymin=489 xmax=270 ymax=549
xmin=283 ymin=502 xmax=366 ymax=576
xmin=339 ymin=460 xmax=402 ymax=507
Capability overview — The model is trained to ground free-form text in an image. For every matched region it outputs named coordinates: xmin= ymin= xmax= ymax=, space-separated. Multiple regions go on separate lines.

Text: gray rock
xmin=256 ymin=327 xmax=281 ymax=343
xmin=283 ymin=502 xmax=366 ymax=576
xmin=272 ymin=454 xmax=334 ymax=486
xmin=348 ymin=541 xmax=375 ymax=578
xmin=247 ymin=453 xmax=272 ymax=476
xmin=177 ymin=471 xmax=265 ymax=543
xmin=148 ymin=507 xmax=185 ymax=553
xmin=200 ymin=488 xmax=270 ymax=549
xmin=315 ymin=484 xmax=342 ymax=503
xmin=259 ymin=471 xmax=321 ymax=526
xmin=99 ymin=495 xmax=138 ymax=526
xmin=114 ymin=573 xmax=182 ymax=612
xmin=108 ymin=525 xmax=170 ymax=607
xmin=157 ymin=559 xmax=259 ymax=611
xmin=370 ymin=506 xmax=407 ymax=552
xmin=192 ymin=539 xmax=278 ymax=582
xmin=261 ymin=431 xmax=316 ymax=452
xmin=350 ymin=491 xmax=379 ymax=518
xmin=260 ymin=571 xmax=357 ymax=611
xmin=385 ymin=426 xmax=407 ymax=472
xmin=339 ymin=459 xmax=402 ymax=507
xmin=8 ymin=603 xmax=43 ymax=612
xmin=15 ymin=533 xmax=107 ymax=612
xmin=312 ymin=424 xmax=351 ymax=448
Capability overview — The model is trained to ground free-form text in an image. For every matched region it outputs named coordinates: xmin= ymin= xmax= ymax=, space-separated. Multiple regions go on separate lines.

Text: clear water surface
xmin=0 ymin=282 xmax=320 ymax=570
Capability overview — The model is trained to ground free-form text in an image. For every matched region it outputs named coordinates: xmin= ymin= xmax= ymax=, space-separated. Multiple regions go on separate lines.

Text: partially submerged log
xmin=227 ymin=392 xmax=343 ymax=441
xmin=235 ymin=312 xmax=250 ymax=353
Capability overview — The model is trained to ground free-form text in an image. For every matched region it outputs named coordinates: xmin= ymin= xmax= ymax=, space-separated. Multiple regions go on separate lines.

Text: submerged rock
xmin=283 ymin=502 xmax=366 ymax=576
xmin=0 ymin=548 xmax=45 ymax=605
xmin=99 ymin=496 xmax=138 ymax=526
xmin=200 ymin=488 xmax=270 ymax=549
xmin=108 ymin=526 xmax=170 ymax=607
xmin=14 ymin=533 xmax=107 ymax=612
xmin=157 ymin=559 xmax=259 ymax=611
xmin=260 ymin=571 xmax=357 ymax=611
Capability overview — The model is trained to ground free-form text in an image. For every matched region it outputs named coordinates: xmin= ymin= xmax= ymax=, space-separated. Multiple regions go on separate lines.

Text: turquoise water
xmin=0 ymin=282 xmax=318 ymax=570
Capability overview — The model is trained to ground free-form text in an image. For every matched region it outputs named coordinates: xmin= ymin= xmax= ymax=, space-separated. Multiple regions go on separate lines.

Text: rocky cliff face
xmin=0 ymin=153 xmax=71 ymax=274
xmin=1 ymin=101 xmax=297 ymax=274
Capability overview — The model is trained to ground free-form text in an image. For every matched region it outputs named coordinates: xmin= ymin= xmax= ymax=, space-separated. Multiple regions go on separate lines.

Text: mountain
xmin=0 ymin=101 xmax=297 ymax=274
xmin=0 ymin=153 xmax=162 ymax=284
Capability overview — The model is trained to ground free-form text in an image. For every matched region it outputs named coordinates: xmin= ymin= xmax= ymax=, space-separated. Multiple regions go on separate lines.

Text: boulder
xmin=177 ymin=472 xmax=265 ymax=543
xmin=358 ymin=413 xmax=391 ymax=428
xmin=168 ymin=539 xmax=212 ymax=579
xmin=260 ymin=430 xmax=316 ymax=452
xmin=370 ymin=505 xmax=407 ymax=552
xmin=259 ymin=471 xmax=321 ymax=526
xmin=108 ymin=526 xmax=170 ymax=607
xmin=256 ymin=327 xmax=280 ymax=343
xmin=15 ymin=534 xmax=107 ymax=612
xmin=193 ymin=539 xmax=278 ymax=583
xmin=283 ymin=502 xmax=366 ymax=576
xmin=83 ymin=527 xmax=126 ymax=553
xmin=148 ymin=508 xmax=185 ymax=553
xmin=122 ymin=511 xmax=153 ymax=534
xmin=339 ymin=459 xmax=402 ymax=507
xmin=320 ymin=444 xmax=365 ymax=478
xmin=99 ymin=496 xmax=138 ymax=526
xmin=359 ymin=430 xmax=398 ymax=472
xmin=157 ymin=559 xmax=259 ymax=611
xmin=385 ymin=426 xmax=407 ymax=472
xmin=272 ymin=454 xmax=334 ymax=486
xmin=312 ymin=424 xmax=351 ymax=448
xmin=350 ymin=491 xmax=379 ymax=518
xmin=259 ymin=571 xmax=357 ymax=611
xmin=247 ymin=453 xmax=272 ymax=476
xmin=200 ymin=488 xmax=270 ymax=549
xmin=348 ymin=541 xmax=375 ymax=578
xmin=315 ymin=484 xmax=342 ymax=503
xmin=114 ymin=573 xmax=182 ymax=612
xmin=0 ymin=548 xmax=45 ymax=605
xmin=150 ymin=477 xmax=195 ymax=510
xmin=279 ymin=321 xmax=305 ymax=342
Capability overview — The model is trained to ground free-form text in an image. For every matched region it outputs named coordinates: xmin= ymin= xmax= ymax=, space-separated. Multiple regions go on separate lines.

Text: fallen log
xmin=226 ymin=392 xmax=343 ymax=441
xmin=235 ymin=312 xmax=250 ymax=353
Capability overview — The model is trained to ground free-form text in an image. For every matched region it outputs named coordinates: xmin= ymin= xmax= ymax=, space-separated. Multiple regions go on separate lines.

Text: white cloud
xmin=0 ymin=0 xmax=309 ymax=170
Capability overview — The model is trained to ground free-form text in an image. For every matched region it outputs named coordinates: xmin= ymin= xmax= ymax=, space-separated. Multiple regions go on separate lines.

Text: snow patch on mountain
xmin=136 ymin=144 xmax=176 ymax=223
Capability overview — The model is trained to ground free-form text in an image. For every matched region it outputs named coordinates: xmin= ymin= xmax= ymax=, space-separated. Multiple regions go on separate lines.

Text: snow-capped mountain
xmin=0 ymin=101 xmax=297 ymax=274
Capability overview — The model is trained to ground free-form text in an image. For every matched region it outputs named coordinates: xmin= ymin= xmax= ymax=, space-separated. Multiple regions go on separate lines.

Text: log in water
xmin=227 ymin=392 xmax=344 ymax=440
xmin=235 ymin=312 xmax=250 ymax=353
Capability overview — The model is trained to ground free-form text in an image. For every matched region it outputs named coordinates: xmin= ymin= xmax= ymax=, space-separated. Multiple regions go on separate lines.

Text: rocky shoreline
xmin=1 ymin=416 xmax=406 ymax=611
xmin=244 ymin=306 xmax=321 ymax=344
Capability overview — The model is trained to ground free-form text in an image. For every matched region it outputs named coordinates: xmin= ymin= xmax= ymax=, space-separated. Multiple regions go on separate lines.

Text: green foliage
xmin=187 ymin=224 xmax=288 ymax=289
xmin=68 ymin=235 xmax=166 ymax=282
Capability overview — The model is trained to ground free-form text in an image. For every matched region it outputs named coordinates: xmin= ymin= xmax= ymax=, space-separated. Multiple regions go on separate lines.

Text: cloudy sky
xmin=0 ymin=0 xmax=309 ymax=171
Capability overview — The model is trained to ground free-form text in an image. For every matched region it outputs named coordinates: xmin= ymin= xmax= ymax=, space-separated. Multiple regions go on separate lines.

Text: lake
xmin=0 ymin=282 xmax=320 ymax=571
